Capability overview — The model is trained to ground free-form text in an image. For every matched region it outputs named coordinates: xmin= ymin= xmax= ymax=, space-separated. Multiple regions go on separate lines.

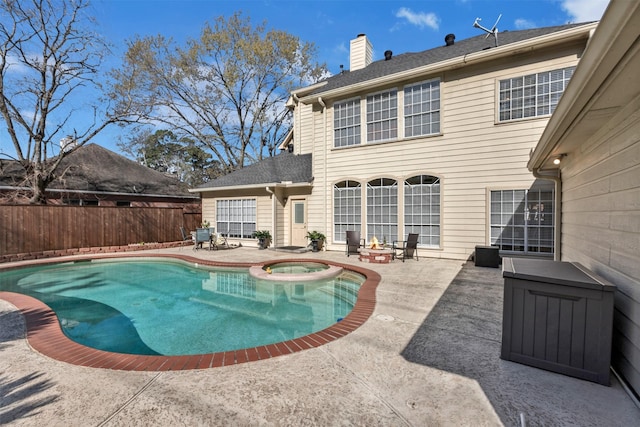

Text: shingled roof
xmin=194 ymin=152 xmax=312 ymax=190
xmin=0 ymin=143 xmax=195 ymax=198
xmin=308 ymin=23 xmax=593 ymax=96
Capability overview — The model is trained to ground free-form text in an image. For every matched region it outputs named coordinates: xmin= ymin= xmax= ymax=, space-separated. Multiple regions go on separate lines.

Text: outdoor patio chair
xmin=179 ymin=226 xmax=193 ymax=246
xmin=215 ymin=232 xmax=230 ymax=249
xmin=345 ymin=230 xmax=365 ymax=256
xmin=180 ymin=226 xmax=193 ymax=242
xmin=393 ymin=233 xmax=419 ymax=262
xmin=194 ymin=228 xmax=213 ymax=250
xmin=207 ymin=227 xmax=219 ymax=250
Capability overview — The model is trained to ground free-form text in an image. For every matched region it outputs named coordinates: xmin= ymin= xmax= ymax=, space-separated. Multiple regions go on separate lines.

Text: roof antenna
xmin=473 ymin=14 xmax=502 ymax=47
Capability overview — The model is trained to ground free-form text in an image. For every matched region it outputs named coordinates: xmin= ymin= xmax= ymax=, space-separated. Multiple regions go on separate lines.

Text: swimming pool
xmin=0 ymin=258 xmax=365 ymax=356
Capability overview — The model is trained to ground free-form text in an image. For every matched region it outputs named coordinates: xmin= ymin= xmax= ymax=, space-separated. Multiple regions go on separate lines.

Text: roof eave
xmin=291 ymin=81 xmax=328 ymax=98
xmin=190 ymin=181 xmax=312 ymax=193
xmin=300 ymin=23 xmax=597 ymax=104
xmin=529 ymin=3 xmax=639 ymax=170
xmin=278 ymin=128 xmax=294 ymax=151
xmin=0 ymin=186 xmax=199 ymax=199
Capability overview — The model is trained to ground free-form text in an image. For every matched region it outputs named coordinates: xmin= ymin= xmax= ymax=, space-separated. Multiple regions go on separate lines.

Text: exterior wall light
xmin=553 ymin=154 xmax=566 ymax=165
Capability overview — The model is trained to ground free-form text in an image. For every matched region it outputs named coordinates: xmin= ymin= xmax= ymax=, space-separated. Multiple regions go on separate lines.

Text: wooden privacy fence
xmin=0 ymin=205 xmax=201 ymax=256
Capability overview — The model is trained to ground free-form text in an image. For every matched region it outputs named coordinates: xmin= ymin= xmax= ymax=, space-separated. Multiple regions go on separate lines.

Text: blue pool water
xmin=0 ymin=259 xmax=363 ymax=356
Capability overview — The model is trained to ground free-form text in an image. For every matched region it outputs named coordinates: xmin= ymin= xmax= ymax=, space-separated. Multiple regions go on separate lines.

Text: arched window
xmin=404 ymin=175 xmax=440 ymax=247
xmin=366 ymin=178 xmax=398 ymax=243
xmin=333 ymin=180 xmax=361 ymax=242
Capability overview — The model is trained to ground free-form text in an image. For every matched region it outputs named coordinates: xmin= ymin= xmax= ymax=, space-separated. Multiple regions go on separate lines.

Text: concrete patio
xmin=1 ymin=246 xmax=639 ymax=426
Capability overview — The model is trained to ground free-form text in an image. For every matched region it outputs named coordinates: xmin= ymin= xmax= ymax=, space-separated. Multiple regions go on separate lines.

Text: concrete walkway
xmin=1 ymin=246 xmax=638 ymax=426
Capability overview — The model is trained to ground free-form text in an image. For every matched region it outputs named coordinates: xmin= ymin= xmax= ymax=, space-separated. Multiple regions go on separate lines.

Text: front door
xmin=291 ymin=199 xmax=307 ymax=247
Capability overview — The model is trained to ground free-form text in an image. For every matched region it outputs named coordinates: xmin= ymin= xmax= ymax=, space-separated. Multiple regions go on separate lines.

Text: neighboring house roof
xmin=299 ymin=23 xmax=595 ymax=101
xmin=192 ymin=153 xmax=312 ymax=192
xmin=0 ymin=143 xmax=196 ymax=199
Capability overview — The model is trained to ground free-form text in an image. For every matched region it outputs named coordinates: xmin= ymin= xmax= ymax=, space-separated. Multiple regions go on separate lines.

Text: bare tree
xmin=111 ymin=12 xmax=327 ymax=174
xmin=0 ymin=0 xmax=135 ymax=204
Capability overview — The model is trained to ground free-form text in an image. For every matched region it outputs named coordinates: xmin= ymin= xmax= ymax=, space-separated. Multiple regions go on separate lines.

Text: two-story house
xmin=193 ymin=22 xmax=597 ymax=260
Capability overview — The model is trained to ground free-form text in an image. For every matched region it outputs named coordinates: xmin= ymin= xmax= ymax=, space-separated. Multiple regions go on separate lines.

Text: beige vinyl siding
xmin=307 ymin=48 xmax=582 ymax=259
xmin=295 ymin=103 xmax=314 ymax=154
xmin=559 ymin=107 xmax=640 ymax=393
xmin=256 ymin=195 xmax=273 ymax=239
xmin=270 ymin=187 xmax=290 ymax=247
xmin=274 ymin=196 xmax=286 ymax=247
xmin=306 ymin=105 xmax=331 ymax=243
xmin=349 ymin=35 xmax=373 ymax=71
xmin=201 ymin=195 xmax=216 ymax=226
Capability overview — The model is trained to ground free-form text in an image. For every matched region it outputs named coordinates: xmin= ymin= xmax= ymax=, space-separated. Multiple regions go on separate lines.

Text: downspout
xmin=532 ymin=168 xmax=562 ymax=261
xmin=318 ymin=96 xmax=327 ymax=250
xmin=265 ymin=186 xmax=276 ymax=249
xmin=292 ymin=94 xmax=300 ymax=155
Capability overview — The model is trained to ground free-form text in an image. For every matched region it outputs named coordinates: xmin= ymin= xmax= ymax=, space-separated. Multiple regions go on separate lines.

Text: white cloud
xmin=514 ymin=18 xmax=536 ymax=30
xmin=395 ymin=7 xmax=439 ymax=30
xmin=561 ymin=0 xmax=609 ymax=22
xmin=334 ymin=42 xmax=348 ymax=55
xmin=4 ymin=53 xmax=31 ymax=75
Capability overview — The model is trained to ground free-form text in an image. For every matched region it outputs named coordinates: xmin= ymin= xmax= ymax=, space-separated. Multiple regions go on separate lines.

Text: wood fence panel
xmin=0 ymin=205 xmax=201 ymax=255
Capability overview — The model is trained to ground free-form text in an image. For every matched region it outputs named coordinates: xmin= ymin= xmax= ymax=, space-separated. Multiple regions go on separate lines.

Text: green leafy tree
xmin=110 ymin=12 xmax=327 ymax=174
xmin=118 ymin=128 xmax=221 ymax=187
xmin=0 ymin=0 xmax=137 ymax=204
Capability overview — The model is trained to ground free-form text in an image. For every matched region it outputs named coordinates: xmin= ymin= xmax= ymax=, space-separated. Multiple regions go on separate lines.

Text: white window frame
xmin=366 ymin=178 xmax=398 ymax=244
xmin=404 ymin=175 xmax=441 ymax=248
xmin=404 ymin=79 xmax=441 ymax=138
xmin=366 ymin=89 xmax=398 ymax=143
xmin=333 ymin=98 xmax=361 ymax=147
xmin=490 ymin=188 xmax=554 ymax=254
xmin=333 ymin=180 xmax=362 ymax=243
xmin=498 ymin=66 xmax=576 ymax=122
xmin=216 ymin=198 xmax=256 ymax=239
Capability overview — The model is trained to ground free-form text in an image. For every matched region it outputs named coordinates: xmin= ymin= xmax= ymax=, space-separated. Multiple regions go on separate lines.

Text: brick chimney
xmin=350 ymin=34 xmax=373 ymax=71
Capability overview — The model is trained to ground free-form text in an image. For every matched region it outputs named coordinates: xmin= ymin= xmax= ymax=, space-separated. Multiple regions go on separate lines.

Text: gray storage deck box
xmin=501 ymin=258 xmax=616 ymax=385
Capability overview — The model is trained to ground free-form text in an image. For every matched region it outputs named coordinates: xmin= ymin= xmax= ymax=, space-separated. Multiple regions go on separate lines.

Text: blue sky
xmin=93 ymin=0 xmax=608 ymax=75
xmin=2 ymin=0 xmax=610 ymax=157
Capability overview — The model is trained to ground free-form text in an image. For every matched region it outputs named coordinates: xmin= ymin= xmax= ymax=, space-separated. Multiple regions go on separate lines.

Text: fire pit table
xmin=359 ymin=247 xmax=394 ymax=264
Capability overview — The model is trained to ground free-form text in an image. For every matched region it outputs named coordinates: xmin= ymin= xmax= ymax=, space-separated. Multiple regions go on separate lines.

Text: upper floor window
xmin=404 ymin=80 xmax=440 ymax=137
xmin=334 ymin=98 xmax=361 ymax=147
xmin=367 ymin=90 xmax=397 ymax=142
xmin=499 ymin=66 xmax=575 ymax=121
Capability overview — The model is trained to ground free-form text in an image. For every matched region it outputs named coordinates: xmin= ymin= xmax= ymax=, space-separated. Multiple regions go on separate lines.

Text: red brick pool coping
xmin=0 ymin=253 xmax=380 ymax=371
